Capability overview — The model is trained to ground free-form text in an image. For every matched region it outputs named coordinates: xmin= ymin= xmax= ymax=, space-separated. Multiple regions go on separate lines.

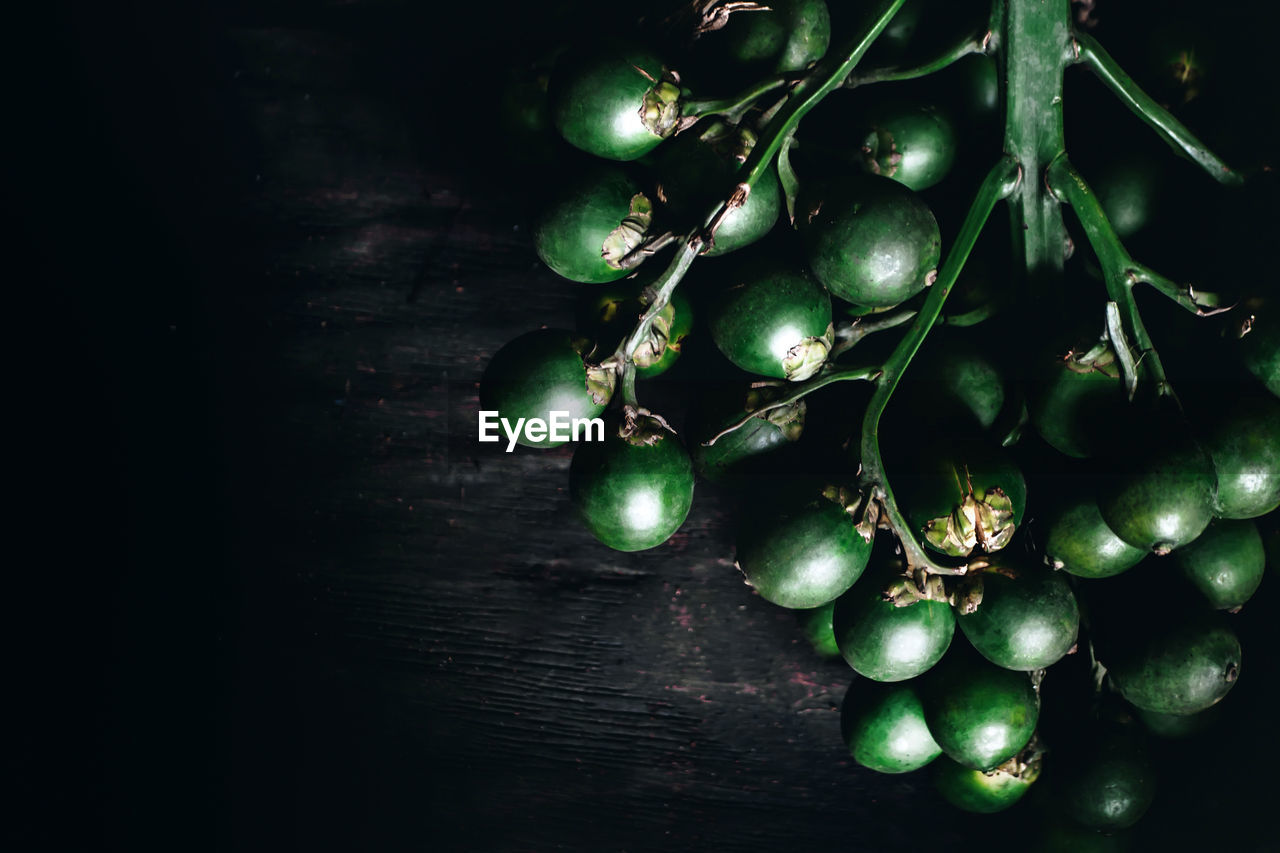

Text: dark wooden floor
xmin=19 ymin=1 xmax=1279 ymax=850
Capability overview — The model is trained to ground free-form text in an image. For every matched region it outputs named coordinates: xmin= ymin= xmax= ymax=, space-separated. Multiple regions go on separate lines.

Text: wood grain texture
xmin=31 ymin=1 xmax=1276 ymax=850
xmin=214 ymin=12 xmax=974 ymax=852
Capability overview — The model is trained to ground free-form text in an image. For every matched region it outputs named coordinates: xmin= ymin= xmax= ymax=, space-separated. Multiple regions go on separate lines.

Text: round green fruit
xmin=735 ymin=491 xmax=871 ymax=609
xmin=934 ymin=753 xmax=1040 ymax=814
xmin=655 ymin=121 xmax=781 ymax=257
xmin=1097 ymin=413 xmax=1216 ymax=554
xmin=854 ymin=102 xmax=957 ymax=191
xmin=1043 ymin=492 xmax=1147 ymax=579
xmin=1107 ymin=612 xmax=1241 ymax=715
xmin=1057 ymin=730 xmax=1156 ymax=831
xmin=534 ymin=164 xmax=654 ymax=283
xmin=1235 ymin=303 xmax=1280 ymax=396
xmin=895 ymin=439 xmax=1027 ymax=558
xmin=1093 ymin=157 xmax=1164 ymax=239
xmin=797 ymin=173 xmax=941 ymax=308
xmin=896 ymin=331 xmax=1009 ymax=432
xmin=689 ymin=386 xmax=805 ymax=482
xmin=693 ymin=0 xmax=830 ymax=82
xmin=707 ymin=261 xmax=833 ymax=381
xmin=548 ymin=44 xmax=680 ymax=161
xmin=921 ymin=648 xmax=1039 ymax=771
xmin=957 ymin=560 xmax=1080 ymax=671
xmin=798 ymin=600 xmax=840 ymax=658
xmin=575 ymin=280 xmax=693 ymax=379
xmin=479 ymin=329 xmax=613 ymax=448
xmin=832 ymin=561 xmax=955 ymax=682
xmin=569 ymin=415 xmax=694 ymax=551
xmin=841 ymin=679 xmax=940 ymax=774
xmin=953 ymin=53 xmax=999 ymax=121
xmin=1200 ymin=394 xmax=1280 ymax=519
xmin=1171 ymin=518 xmax=1266 ymax=610
xmin=1029 ymin=339 xmax=1125 ymax=459
xmin=1135 ymin=704 xmax=1219 ymax=739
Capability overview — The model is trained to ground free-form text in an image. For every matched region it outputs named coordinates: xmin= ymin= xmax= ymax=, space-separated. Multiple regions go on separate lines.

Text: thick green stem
xmin=858 ymin=157 xmax=1021 ymax=575
xmin=1072 ymin=32 xmax=1243 ymax=186
xmin=1046 ymin=156 xmax=1173 ymax=399
xmin=998 ymin=0 xmax=1071 ymax=293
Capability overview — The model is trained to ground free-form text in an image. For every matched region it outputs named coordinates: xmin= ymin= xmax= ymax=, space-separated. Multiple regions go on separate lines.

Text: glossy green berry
xmin=854 ymin=102 xmax=957 ymax=191
xmin=921 ymin=648 xmax=1039 ymax=771
xmin=957 ymin=559 xmax=1080 ymax=671
xmin=1094 ymin=157 xmax=1164 ymax=239
xmin=689 ymin=387 xmax=805 ymax=482
xmin=548 ymin=44 xmax=680 ymax=161
xmin=798 ymin=600 xmax=841 ymax=658
xmin=1235 ymin=304 xmax=1280 ymax=396
xmin=707 ymin=261 xmax=833 ymax=381
xmin=894 ymin=439 xmax=1027 ymax=558
xmin=1058 ymin=730 xmax=1156 ymax=831
xmin=569 ymin=415 xmax=694 ymax=551
xmin=1135 ymin=704 xmax=1219 ymax=739
xmin=479 ymin=329 xmax=613 ymax=448
xmin=575 ymin=280 xmax=692 ymax=379
xmin=735 ymin=491 xmax=871 ymax=609
xmin=1172 ymin=519 xmax=1266 ymax=610
xmin=1029 ymin=340 xmax=1125 ymax=458
xmin=841 ymin=679 xmax=940 ymax=774
xmin=798 ymin=174 xmax=940 ymax=308
xmin=1097 ymin=412 xmax=1216 ymax=555
xmin=534 ymin=164 xmax=654 ymax=283
xmin=1200 ymin=394 xmax=1280 ymax=519
xmin=894 ymin=331 xmax=1008 ymax=432
xmin=832 ymin=561 xmax=954 ymax=682
xmin=934 ymin=754 xmax=1039 ymax=813
xmin=1107 ymin=612 xmax=1241 ymax=715
xmin=1044 ymin=492 xmax=1146 ymax=579
xmin=688 ymin=0 xmax=830 ymax=91
xmin=713 ymin=0 xmax=830 ymax=74
xmin=655 ymin=121 xmax=781 ymax=257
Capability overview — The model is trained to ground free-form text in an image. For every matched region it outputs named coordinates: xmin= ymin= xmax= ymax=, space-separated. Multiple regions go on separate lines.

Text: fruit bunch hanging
xmin=481 ymin=0 xmax=1279 ymax=836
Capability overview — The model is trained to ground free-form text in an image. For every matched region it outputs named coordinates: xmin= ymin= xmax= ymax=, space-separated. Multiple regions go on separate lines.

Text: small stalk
xmin=1128 ymin=262 xmax=1231 ymax=316
xmin=1072 ymin=32 xmax=1242 ymax=186
xmin=607 ymin=238 xmax=702 ymax=372
xmin=1045 ymin=156 xmax=1174 ymax=399
xmin=828 ymin=307 xmax=919 ymax=359
xmin=702 ymin=364 xmax=880 ymax=447
xmin=858 ymin=156 xmax=1021 ymax=576
xmin=845 ymin=29 xmax=990 ymax=88
xmin=681 ymin=74 xmax=794 ymax=123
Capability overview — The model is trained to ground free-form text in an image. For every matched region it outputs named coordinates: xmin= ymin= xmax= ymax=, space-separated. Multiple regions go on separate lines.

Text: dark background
xmin=17 ymin=1 xmax=1278 ymax=850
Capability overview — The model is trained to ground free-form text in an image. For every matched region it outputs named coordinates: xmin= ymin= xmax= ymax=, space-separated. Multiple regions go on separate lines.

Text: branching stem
xmin=858 ymin=156 xmax=1021 ymax=575
xmin=702 ymin=364 xmax=880 ymax=447
xmin=602 ymin=0 xmax=910 ymax=406
xmin=845 ymin=29 xmax=989 ymax=88
xmin=1072 ymin=32 xmax=1242 ymax=185
xmin=1045 ymin=156 xmax=1174 ymax=399
xmin=681 ymin=73 xmax=793 ymax=123
xmin=829 ymin=307 xmax=918 ymax=359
